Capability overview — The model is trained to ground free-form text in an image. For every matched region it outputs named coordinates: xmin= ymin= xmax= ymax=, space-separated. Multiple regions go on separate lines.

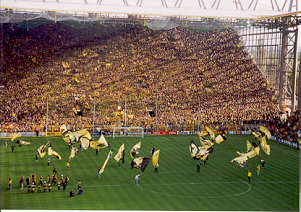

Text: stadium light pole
xmin=291 ymin=28 xmax=298 ymax=112
xmin=298 ymin=48 xmax=301 ymax=111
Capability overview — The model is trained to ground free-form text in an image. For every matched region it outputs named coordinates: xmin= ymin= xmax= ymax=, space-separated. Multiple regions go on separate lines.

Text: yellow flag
xmin=114 ymin=144 xmax=125 ymax=162
xmin=215 ymin=135 xmax=225 ymax=144
xmin=246 ymin=140 xmax=253 ymax=152
xmin=152 ymin=150 xmax=160 ymax=168
xmin=98 ymin=151 xmax=112 ymax=174
xmin=80 ymin=137 xmax=90 ymax=150
xmin=37 ymin=142 xmax=50 ymax=158
xmin=260 ymin=136 xmax=270 ymax=155
xmin=231 ymin=155 xmax=248 ymax=168
xmin=259 ymin=126 xmax=271 ymax=139
xmin=205 ymin=126 xmax=215 ymax=141
xmin=19 ymin=140 xmax=31 ymax=145
xmin=48 ymin=147 xmax=62 ymax=160
xmin=11 ymin=133 xmax=21 ymax=142
xmin=73 ymin=77 xmax=80 ymax=83
xmin=89 ymin=141 xmax=99 ymax=150
xmin=77 ymin=129 xmax=92 ymax=140
xmin=130 ymin=141 xmax=141 ymax=158
xmin=68 ymin=147 xmax=78 ymax=161
xmin=62 ymin=61 xmax=70 ymax=69
xmin=95 ymin=134 xmax=109 ymax=149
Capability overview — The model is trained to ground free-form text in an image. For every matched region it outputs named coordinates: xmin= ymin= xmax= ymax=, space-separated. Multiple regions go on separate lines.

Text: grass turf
xmin=0 ymin=135 xmax=299 ymax=211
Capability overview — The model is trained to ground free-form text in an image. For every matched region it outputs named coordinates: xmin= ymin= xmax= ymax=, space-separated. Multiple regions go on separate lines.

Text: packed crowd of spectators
xmin=0 ymin=22 xmax=283 ymax=134
xmin=265 ymin=110 xmax=300 ymax=143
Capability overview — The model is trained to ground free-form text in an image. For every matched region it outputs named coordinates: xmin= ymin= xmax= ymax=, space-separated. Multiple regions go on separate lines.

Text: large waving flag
xmin=189 ymin=140 xmax=200 ymax=159
xmin=130 ymin=141 xmax=141 ymax=158
xmin=11 ymin=133 xmax=21 ymax=142
xmin=215 ymin=134 xmax=226 ymax=144
xmin=77 ymin=129 xmax=92 ymax=140
xmin=37 ymin=142 xmax=50 ymax=158
xmin=17 ymin=140 xmax=31 ymax=145
xmin=205 ymin=126 xmax=215 ymax=141
xmin=77 ymin=129 xmax=92 ymax=150
xmin=90 ymin=134 xmax=109 ymax=149
xmin=131 ymin=157 xmax=150 ymax=172
xmin=60 ymin=125 xmax=73 ymax=144
xmin=260 ymin=136 xmax=270 ymax=155
xmin=98 ymin=150 xmax=112 ymax=175
xmin=152 ymin=150 xmax=160 ymax=168
xmin=97 ymin=134 xmax=109 ymax=148
xmin=237 ymin=141 xmax=259 ymax=159
xmin=197 ymin=131 xmax=208 ymax=138
xmin=69 ymin=146 xmax=79 ymax=161
xmin=231 ymin=155 xmax=248 ymax=168
xmin=259 ymin=126 xmax=271 ymax=139
xmin=189 ymin=140 xmax=210 ymax=160
xmin=114 ymin=144 xmax=125 ymax=163
xmin=80 ymin=137 xmax=90 ymax=150
xmin=48 ymin=147 xmax=62 ymax=160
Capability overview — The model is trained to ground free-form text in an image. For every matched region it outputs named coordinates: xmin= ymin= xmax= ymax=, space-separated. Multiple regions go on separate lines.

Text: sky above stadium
xmin=1 ymin=0 xmax=299 ymax=18
xmin=2 ymin=0 xmax=300 ymax=49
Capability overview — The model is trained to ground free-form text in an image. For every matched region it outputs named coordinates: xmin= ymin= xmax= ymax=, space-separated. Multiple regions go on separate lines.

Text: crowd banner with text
xmin=152 ymin=131 xmax=178 ymax=135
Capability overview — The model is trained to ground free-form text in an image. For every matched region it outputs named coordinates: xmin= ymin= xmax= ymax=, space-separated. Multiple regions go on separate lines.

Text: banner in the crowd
xmin=241 ymin=131 xmax=251 ymax=135
xmin=178 ymin=131 xmax=195 ymax=135
xmin=0 ymin=132 xmax=36 ymax=137
xmin=227 ymin=131 xmax=237 ymax=135
xmin=270 ymin=136 xmax=299 ymax=149
xmin=152 ymin=131 xmax=178 ymax=135
xmin=39 ymin=132 xmax=61 ymax=136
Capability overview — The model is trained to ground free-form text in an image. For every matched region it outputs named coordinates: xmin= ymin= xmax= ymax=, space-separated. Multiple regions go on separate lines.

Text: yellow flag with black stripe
xmin=131 ymin=157 xmax=150 ymax=172
xmin=114 ymin=144 xmax=125 ymax=163
xmin=37 ymin=142 xmax=50 ymax=158
xmin=130 ymin=141 xmax=141 ymax=158
xmin=152 ymin=150 xmax=160 ymax=168
xmin=48 ymin=147 xmax=62 ymax=160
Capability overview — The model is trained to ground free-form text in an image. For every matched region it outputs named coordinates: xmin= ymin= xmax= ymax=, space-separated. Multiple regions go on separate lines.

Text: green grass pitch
xmin=0 ymin=135 xmax=299 ymax=211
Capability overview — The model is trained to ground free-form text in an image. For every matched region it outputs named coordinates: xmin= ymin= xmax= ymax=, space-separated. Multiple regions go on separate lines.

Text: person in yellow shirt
xmin=66 ymin=161 xmax=70 ymax=168
xmin=248 ymin=170 xmax=252 ymax=183
xmin=8 ymin=178 xmax=12 ymax=191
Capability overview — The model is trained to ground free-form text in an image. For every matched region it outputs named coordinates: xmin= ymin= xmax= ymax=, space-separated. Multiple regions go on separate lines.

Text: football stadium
xmin=0 ymin=0 xmax=300 ymax=211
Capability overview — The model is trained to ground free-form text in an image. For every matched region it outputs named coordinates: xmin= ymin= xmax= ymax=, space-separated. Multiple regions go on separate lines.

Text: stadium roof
xmin=0 ymin=0 xmax=300 ymax=23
